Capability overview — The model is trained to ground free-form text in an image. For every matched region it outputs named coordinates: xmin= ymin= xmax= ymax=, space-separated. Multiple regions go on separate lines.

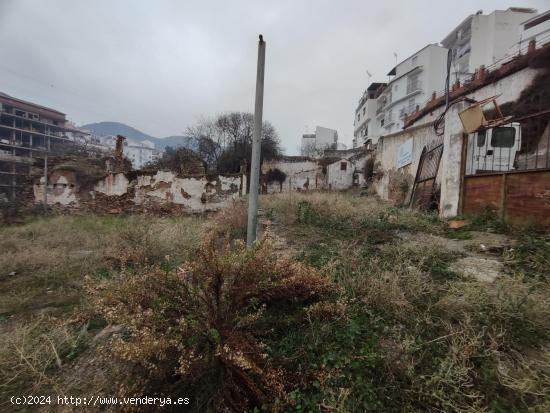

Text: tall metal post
xmin=247 ymin=34 xmax=266 ymax=247
xmin=43 ymin=136 xmax=49 ymax=206
xmin=43 ymin=153 xmax=48 ymax=205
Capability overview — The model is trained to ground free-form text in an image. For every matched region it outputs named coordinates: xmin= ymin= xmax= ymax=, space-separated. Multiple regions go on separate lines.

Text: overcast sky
xmin=0 ymin=0 xmax=546 ymax=153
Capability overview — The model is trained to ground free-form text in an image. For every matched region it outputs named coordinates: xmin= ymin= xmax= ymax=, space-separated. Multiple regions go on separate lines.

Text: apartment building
xmin=375 ymin=44 xmax=449 ymax=135
xmin=300 ymin=126 xmax=338 ymax=157
xmin=0 ymin=92 xmax=75 ymax=201
xmin=518 ymin=9 xmax=550 ymax=51
xmin=441 ymin=8 xmax=537 ymax=82
xmin=352 ymin=82 xmax=386 ymax=148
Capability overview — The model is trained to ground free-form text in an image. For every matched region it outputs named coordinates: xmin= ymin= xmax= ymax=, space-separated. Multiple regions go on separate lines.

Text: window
xmin=340 ymin=162 xmax=347 ymax=171
xmin=491 ymin=127 xmax=516 ymax=148
xmin=476 ymin=129 xmax=486 ymax=147
xmin=362 ymin=107 xmax=366 ymax=115
xmin=406 ymin=73 xmax=421 ymax=94
xmin=357 ymin=114 xmax=360 ymax=122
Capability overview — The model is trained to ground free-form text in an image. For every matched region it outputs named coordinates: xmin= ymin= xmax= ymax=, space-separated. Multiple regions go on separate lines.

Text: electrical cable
xmin=434 ymin=48 xmax=453 ymax=136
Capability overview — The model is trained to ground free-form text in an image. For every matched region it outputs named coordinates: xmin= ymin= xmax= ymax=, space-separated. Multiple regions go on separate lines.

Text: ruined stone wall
xmin=261 ymin=159 xmax=324 ymax=193
xmin=33 ymin=170 xmax=245 ymax=213
xmin=262 ymin=153 xmax=370 ymax=193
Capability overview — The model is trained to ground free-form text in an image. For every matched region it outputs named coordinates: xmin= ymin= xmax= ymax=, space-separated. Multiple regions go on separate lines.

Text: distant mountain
xmin=156 ymin=135 xmax=199 ymax=151
xmin=81 ymin=121 xmax=155 ymax=142
xmin=80 ymin=121 xmax=197 ymax=151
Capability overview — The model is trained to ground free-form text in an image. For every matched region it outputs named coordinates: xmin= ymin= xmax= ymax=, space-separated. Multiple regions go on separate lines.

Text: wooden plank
xmin=505 ymin=170 xmax=550 ymax=225
xmin=462 ymin=175 xmax=502 ymax=215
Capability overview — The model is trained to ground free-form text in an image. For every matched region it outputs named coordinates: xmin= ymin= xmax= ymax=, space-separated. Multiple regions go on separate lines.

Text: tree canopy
xmin=187 ymin=112 xmax=282 ymax=173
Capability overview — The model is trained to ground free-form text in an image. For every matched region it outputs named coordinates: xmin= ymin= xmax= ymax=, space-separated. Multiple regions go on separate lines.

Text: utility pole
xmin=247 ymin=34 xmax=266 ymax=247
xmin=43 ymin=136 xmax=50 ymax=206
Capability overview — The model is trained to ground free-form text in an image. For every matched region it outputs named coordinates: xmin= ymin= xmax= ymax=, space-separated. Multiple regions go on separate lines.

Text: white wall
xmin=327 ymin=153 xmax=369 ymax=189
xmin=373 ymin=123 xmax=442 ymax=201
xmin=262 ymin=159 xmax=321 ymax=193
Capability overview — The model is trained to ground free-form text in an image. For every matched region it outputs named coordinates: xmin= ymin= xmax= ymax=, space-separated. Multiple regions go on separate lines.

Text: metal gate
xmin=409 ymin=143 xmax=443 ymax=209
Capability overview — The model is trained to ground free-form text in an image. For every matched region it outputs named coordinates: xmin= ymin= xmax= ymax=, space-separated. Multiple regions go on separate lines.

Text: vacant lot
xmin=1 ymin=191 xmax=549 ymax=412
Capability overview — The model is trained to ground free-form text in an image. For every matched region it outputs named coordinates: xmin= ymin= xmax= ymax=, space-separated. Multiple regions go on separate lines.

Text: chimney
xmin=115 ymin=135 xmax=126 ymax=167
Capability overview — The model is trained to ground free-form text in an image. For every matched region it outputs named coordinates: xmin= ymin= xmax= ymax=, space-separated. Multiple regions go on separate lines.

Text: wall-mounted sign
xmin=397 ymin=138 xmax=413 ymax=168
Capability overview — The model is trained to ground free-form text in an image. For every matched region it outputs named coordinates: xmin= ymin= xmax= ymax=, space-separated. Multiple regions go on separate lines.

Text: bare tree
xmin=187 ymin=112 xmax=281 ymax=173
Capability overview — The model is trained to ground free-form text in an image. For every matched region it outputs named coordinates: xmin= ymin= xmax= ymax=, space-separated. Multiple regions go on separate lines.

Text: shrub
xmin=90 ymin=235 xmax=335 ymax=412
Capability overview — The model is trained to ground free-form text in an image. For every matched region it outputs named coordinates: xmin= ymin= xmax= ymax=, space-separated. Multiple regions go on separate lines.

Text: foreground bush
xmin=89 ymin=235 xmax=334 ymax=412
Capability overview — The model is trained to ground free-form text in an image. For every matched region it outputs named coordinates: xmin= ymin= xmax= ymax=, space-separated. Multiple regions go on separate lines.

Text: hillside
xmin=80 ymin=121 xmax=197 ymax=151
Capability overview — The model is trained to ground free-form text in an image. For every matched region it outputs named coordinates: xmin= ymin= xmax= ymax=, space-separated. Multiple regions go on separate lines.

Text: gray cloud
xmin=0 ymin=0 xmax=546 ymax=152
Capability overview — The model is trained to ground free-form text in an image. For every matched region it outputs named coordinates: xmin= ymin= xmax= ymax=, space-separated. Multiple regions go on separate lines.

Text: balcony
xmin=406 ymin=80 xmax=422 ymax=95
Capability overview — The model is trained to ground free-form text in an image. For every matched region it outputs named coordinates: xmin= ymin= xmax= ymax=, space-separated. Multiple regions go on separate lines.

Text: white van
xmin=466 ymin=122 xmax=521 ymax=175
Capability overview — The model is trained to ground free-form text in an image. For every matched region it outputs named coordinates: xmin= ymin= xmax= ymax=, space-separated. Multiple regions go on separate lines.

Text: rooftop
xmin=0 ymin=91 xmax=66 ymax=117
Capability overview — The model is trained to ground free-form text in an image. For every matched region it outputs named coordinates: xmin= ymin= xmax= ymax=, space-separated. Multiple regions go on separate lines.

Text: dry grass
xmin=0 ymin=213 xmax=206 ymax=409
xmin=259 ymin=190 xmax=550 ymax=411
xmin=260 ymin=189 xmax=443 ymax=234
xmin=1 ymin=192 xmax=549 ymax=412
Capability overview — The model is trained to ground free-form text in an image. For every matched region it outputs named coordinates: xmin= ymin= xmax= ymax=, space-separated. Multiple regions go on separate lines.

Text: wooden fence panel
xmin=462 ymin=175 xmax=502 ymax=215
xmin=463 ymin=170 xmax=550 ymax=225
xmin=505 ymin=170 xmax=550 ymax=225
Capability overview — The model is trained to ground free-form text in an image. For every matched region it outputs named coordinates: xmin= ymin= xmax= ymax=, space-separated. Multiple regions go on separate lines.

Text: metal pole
xmin=247 ymin=34 xmax=266 ymax=247
xmin=44 ymin=136 xmax=49 ymax=206
xmin=43 ymin=152 xmax=48 ymax=206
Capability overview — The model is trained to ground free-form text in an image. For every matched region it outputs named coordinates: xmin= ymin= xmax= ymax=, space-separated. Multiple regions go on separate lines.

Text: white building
xmin=376 ymin=43 xmax=449 ymax=135
xmin=100 ymin=136 xmax=158 ymax=169
xmin=518 ymin=9 xmax=550 ymax=51
xmin=126 ymin=139 xmax=155 ymax=169
xmin=353 ymin=82 xmax=386 ymax=148
xmin=300 ymin=126 xmax=338 ymax=157
xmin=441 ymin=8 xmax=537 ymax=82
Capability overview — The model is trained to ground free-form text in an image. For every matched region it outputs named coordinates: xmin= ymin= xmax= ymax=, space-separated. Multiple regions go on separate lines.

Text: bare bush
xmin=90 ymin=235 xmax=335 ymax=411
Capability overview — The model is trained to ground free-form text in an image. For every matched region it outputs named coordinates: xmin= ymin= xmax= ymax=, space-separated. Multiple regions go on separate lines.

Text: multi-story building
xmin=126 ymin=139 xmax=155 ymax=169
xmin=518 ymin=9 xmax=550 ymax=51
xmin=441 ymin=8 xmax=537 ymax=82
xmin=375 ymin=44 xmax=449 ymax=135
xmin=300 ymin=126 xmax=338 ymax=157
xmin=0 ymin=92 xmax=76 ymax=201
xmin=352 ymin=82 xmax=386 ymax=148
